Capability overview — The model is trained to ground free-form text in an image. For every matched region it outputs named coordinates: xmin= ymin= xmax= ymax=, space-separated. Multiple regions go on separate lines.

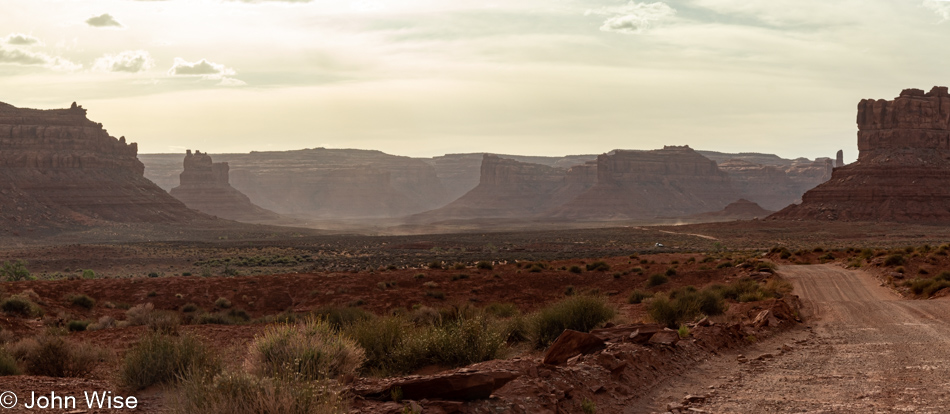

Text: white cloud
xmin=923 ymin=0 xmax=950 ymax=21
xmin=86 ymin=13 xmax=123 ymax=28
xmin=94 ymin=50 xmax=155 ymax=73
xmin=169 ymin=58 xmax=244 ymax=86
xmin=0 ymin=45 xmax=81 ymax=71
xmin=4 ymin=33 xmax=41 ymax=46
xmin=587 ymin=2 xmax=676 ymax=34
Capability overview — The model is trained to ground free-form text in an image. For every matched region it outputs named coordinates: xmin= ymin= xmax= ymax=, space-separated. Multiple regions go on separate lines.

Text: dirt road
xmin=633 ymin=264 xmax=950 ymax=413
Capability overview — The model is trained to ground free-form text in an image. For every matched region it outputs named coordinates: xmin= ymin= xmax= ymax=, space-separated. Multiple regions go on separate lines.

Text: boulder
xmin=542 ymin=330 xmax=607 ymax=365
xmin=376 ymin=370 xmax=520 ymax=401
xmin=648 ymin=330 xmax=680 ymax=346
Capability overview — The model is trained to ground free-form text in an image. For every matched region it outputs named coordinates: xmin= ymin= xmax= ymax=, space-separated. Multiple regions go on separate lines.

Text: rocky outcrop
xmin=549 ymin=146 xmax=741 ymax=219
xmin=772 ymin=86 xmax=950 ymax=222
xmin=836 ymin=150 xmax=844 ymax=167
xmin=143 ymin=148 xmax=451 ymax=218
xmin=0 ymin=101 xmax=206 ymax=230
xmin=410 ymin=155 xmax=596 ymax=221
xmin=169 ymin=150 xmax=280 ymax=222
xmin=700 ymin=151 xmax=833 ymax=210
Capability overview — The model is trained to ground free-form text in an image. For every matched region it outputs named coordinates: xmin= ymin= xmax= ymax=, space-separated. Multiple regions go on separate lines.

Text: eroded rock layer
xmin=549 ymin=146 xmax=741 ymax=219
xmin=169 ymin=150 xmax=280 ymax=222
xmin=0 ymin=102 xmax=206 ymax=228
xmin=772 ymin=86 xmax=950 ymax=222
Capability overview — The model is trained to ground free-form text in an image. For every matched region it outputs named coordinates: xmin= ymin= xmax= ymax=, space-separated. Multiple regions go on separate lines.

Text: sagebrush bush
xmin=484 ymin=302 xmax=519 ymax=318
xmin=0 ymin=348 xmax=18 ymax=376
xmin=476 ymin=261 xmax=493 ymax=270
xmin=344 ymin=316 xmax=407 ymax=375
xmin=649 ymin=287 xmax=727 ymax=328
xmin=585 ymin=261 xmax=610 ymax=272
xmin=214 ymin=297 xmax=232 ymax=309
xmin=69 ymin=294 xmax=96 ymax=309
xmin=0 ymin=260 xmax=33 ymax=281
xmin=627 ymin=290 xmax=653 ymax=304
xmin=884 ymin=254 xmax=905 ymax=267
xmin=195 ymin=309 xmax=250 ymax=326
xmin=311 ymin=306 xmax=373 ymax=330
xmin=9 ymin=335 xmax=105 ymax=377
xmin=0 ymin=295 xmax=43 ymax=317
xmin=119 ymin=332 xmax=219 ymax=390
xmin=67 ymin=320 xmax=89 ymax=332
xmin=532 ymin=296 xmax=615 ymax=349
xmin=646 ymin=273 xmax=669 ymax=287
xmin=173 ymin=369 xmax=346 ymax=414
xmin=248 ymin=317 xmax=364 ymax=381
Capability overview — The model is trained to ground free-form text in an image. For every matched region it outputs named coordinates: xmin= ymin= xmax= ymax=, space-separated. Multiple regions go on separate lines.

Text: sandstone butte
xmin=772 ymin=86 xmax=950 ymax=222
xmin=169 ymin=150 xmax=280 ymax=222
xmin=0 ymin=101 xmax=207 ymax=232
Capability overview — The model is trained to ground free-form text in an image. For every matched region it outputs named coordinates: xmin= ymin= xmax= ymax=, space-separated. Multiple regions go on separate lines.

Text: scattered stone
xmin=542 ymin=330 xmax=606 ymax=365
xmin=649 ymin=330 xmax=681 ymax=346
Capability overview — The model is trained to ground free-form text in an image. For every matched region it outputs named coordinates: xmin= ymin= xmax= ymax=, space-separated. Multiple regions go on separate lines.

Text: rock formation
xmin=0 ymin=101 xmax=207 ymax=230
xmin=771 ymin=86 xmax=950 ymax=222
xmin=549 ymin=146 xmax=742 ymax=219
xmin=142 ymin=148 xmax=451 ymax=218
xmin=409 ymin=155 xmax=596 ymax=221
xmin=699 ymin=151 xmax=833 ymax=210
xmin=169 ymin=150 xmax=280 ymax=222
xmin=835 ymin=150 xmax=844 ymax=168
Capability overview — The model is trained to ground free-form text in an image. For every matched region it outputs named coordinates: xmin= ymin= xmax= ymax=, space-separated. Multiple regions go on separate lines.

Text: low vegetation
xmin=9 ymin=335 xmax=106 ymax=378
xmin=119 ymin=332 xmax=220 ymax=390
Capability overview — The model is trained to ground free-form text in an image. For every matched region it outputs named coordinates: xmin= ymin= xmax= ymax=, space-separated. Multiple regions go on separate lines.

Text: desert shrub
xmin=413 ymin=273 xmax=425 ymax=279
xmin=936 ymin=271 xmax=950 ymax=281
xmin=884 ymin=254 xmax=905 ymax=267
xmin=126 ymin=303 xmax=180 ymax=334
xmin=344 ymin=316 xmax=406 ymax=375
xmin=248 ymin=317 xmax=364 ymax=381
xmin=501 ymin=315 xmax=531 ymax=344
xmin=10 ymin=335 xmax=105 ymax=377
xmin=665 ymin=267 xmax=677 ymax=277
xmin=414 ymin=315 xmax=504 ymax=369
xmin=485 ymin=302 xmax=519 ymax=318
xmin=452 ymin=263 xmax=466 ymax=270
xmin=173 ymin=369 xmax=346 ymax=414
xmin=818 ymin=253 xmax=835 ymax=261
xmin=563 ymin=285 xmax=575 ymax=296
xmin=450 ymin=274 xmax=469 ymax=281
xmin=119 ymin=332 xmax=219 ymax=390
xmin=716 ymin=261 xmax=734 ymax=269
xmin=581 ymin=398 xmax=597 ymax=414
xmin=67 ymin=320 xmax=89 ymax=332
xmin=532 ymin=296 xmax=615 ymax=349
xmin=678 ymin=324 xmax=690 ymax=338
xmin=649 ymin=287 xmax=727 ymax=328
xmin=0 ymin=348 xmax=18 ymax=376
xmin=586 ymin=261 xmax=610 ymax=272
xmin=646 ymin=273 xmax=669 ymax=287
xmin=86 ymin=315 xmax=116 ymax=331
xmin=148 ymin=272 xmax=160 ymax=278
xmin=761 ymin=279 xmax=793 ymax=299
xmin=311 ymin=306 xmax=373 ymax=330
xmin=627 ymin=290 xmax=653 ymax=304
xmin=215 ymin=297 xmax=232 ymax=309
xmin=711 ymin=278 xmax=759 ymax=301
xmin=924 ymin=280 xmax=950 ymax=297
xmin=568 ymin=266 xmax=582 ymax=274
xmin=476 ymin=261 xmax=493 ymax=270
xmin=69 ymin=294 xmax=96 ymax=309
xmin=910 ymin=278 xmax=935 ymax=296
xmin=426 ymin=291 xmax=446 ymax=300
xmin=82 ymin=269 xmax=96 ymax=280
xmin=0 ymin=295 xmax=43 ymax=317
xmin=427 ymin=261 xmax=442 ymax=270
xmin=181 ymin=303 xmax=200 ymax=313
xmin=0 ymin=260 xmax=33 ymax=281
xmin=196 ymin=309 xmax=250 ymax=326
xmin=410 ymin=306 xmax=442 ymax=326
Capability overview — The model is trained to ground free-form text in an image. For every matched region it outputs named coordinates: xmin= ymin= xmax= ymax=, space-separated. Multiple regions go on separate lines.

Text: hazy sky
xmin=3 ymin=0 xmax=950 ymax=161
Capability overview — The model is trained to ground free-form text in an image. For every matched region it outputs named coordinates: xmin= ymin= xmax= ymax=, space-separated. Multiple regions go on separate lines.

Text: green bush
xmin=9 ymin=335 xmax=104 ymax=378
xmin=532 ymin=296 xmax=615 ymax=349
xmin=196 ymin=309 xmax=250 ymax=325
xmin=69 ymin=294 xmax=96 ymax=309
xmin=248 ymin=317 xmax=364 ymax=381
xmin=568 ymin=266 xmax=582 ymax=274
xmin=716 ymin=261 xmax=734 ymax=269
xmin=82 ymin=270 xmax=96 ymax=280
xmin=585 ymin=261 xmax=610 ymax=272
xmin=648 ymin=287 xmax=726 ymax=328
xmin=485 ymin=303 xmax=519 ymax=318
xmin=344 ymin=316 xmax=407 ymax=375
xmin=476 ymin=261 xmax=493 ymax=270
xmin=0 ymin=348 xmax=18 ymax=376
xmin=311 ymin=306 xmax=373 ymax=330
xmin=214 ymin=297 xmax=232 ymax=309
xmin=67 ymin=320 xmax=89 ymax=332
xmin=665 ymin=267 xmax=677 ymax=277
xmin=646 ymin=274 xmax=669 ymax=287
xmin=173 ymin=369 xmax=346 ymax=414
xmin=119 ymin=333 xmax=220 ymax=390
xmin=627 ymin=290 xmax=653 ymax=304
xmin=0 ymin=295 xmax=43 ymax=317
xmin=884 ymin=254 xmax=905 ymax=267
xmin=427 ymin=261 xmax=442 ymax=270
xmin=0 ymin=260 xmax=33 ymax=281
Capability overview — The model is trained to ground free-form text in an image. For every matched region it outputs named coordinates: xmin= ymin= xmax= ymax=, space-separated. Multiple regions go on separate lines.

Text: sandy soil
xmin=634 ymin=264 xmax=950 ymax=413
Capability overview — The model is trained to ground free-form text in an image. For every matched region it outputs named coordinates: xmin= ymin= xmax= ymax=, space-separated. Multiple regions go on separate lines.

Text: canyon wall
xmin=772 ymin=86 xmax=950 ymax=222
xmin=0 ymin=101 xmax=206 ymax=230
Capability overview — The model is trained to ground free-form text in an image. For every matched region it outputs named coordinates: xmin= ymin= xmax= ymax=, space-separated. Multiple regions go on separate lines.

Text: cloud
xmin=86 ymin=13 xmax=123 ymax=28
xmin=923 ymin=0 xmax=950 ymax=21
xmin=587 ymin=2 xmax=676 ymax=34
xmin=169 ymin=58 xmax=244 ymax=86
xmin=0 ymin=46 xmax=81 ymax=71
xmin=169 ymin=58 xmax=235 ymax=76
xmin=94 ymin=50 xmax=155 ymax=73
xmin=5 ymin=33 xmax=41 ymax=46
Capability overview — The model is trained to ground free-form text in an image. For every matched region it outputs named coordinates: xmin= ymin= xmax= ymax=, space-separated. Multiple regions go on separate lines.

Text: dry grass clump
xmin=531 ymin=295 xmax=615 ymax=349
xmin=173 ymin=369 xmax=346 ymax=414
xmin=248 ymin=317 xmax=364 ymax=381
xmin=119 ymin=332 xmax=220 ymax=390
xmin=0 ymin=294 xmax=44 ymax=317
xmin=125 ymin=303 xmax=181 ymax=334
xmin=8 ymin=335 xmax=106 ymax=377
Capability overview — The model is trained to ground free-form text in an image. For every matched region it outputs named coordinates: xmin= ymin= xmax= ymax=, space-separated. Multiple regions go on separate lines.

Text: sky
xmin=3 ymin=1 xmax=950 ymax=162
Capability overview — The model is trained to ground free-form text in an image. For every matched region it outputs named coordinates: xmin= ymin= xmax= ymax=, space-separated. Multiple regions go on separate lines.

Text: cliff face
xmin=410 ymin=155 xmax=596 ymax=221
xmin=0 ymin=102 xmax=205 ymax=229
xmin=549 ymin=146 xmax=741 ymax=219
xmin=772 ymin=86 xmax=950 ymax=222
xmin=699 ymin=151 xmax=833 ymax=211
xmin=169 ymin=150 xmax=280 ymax=222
